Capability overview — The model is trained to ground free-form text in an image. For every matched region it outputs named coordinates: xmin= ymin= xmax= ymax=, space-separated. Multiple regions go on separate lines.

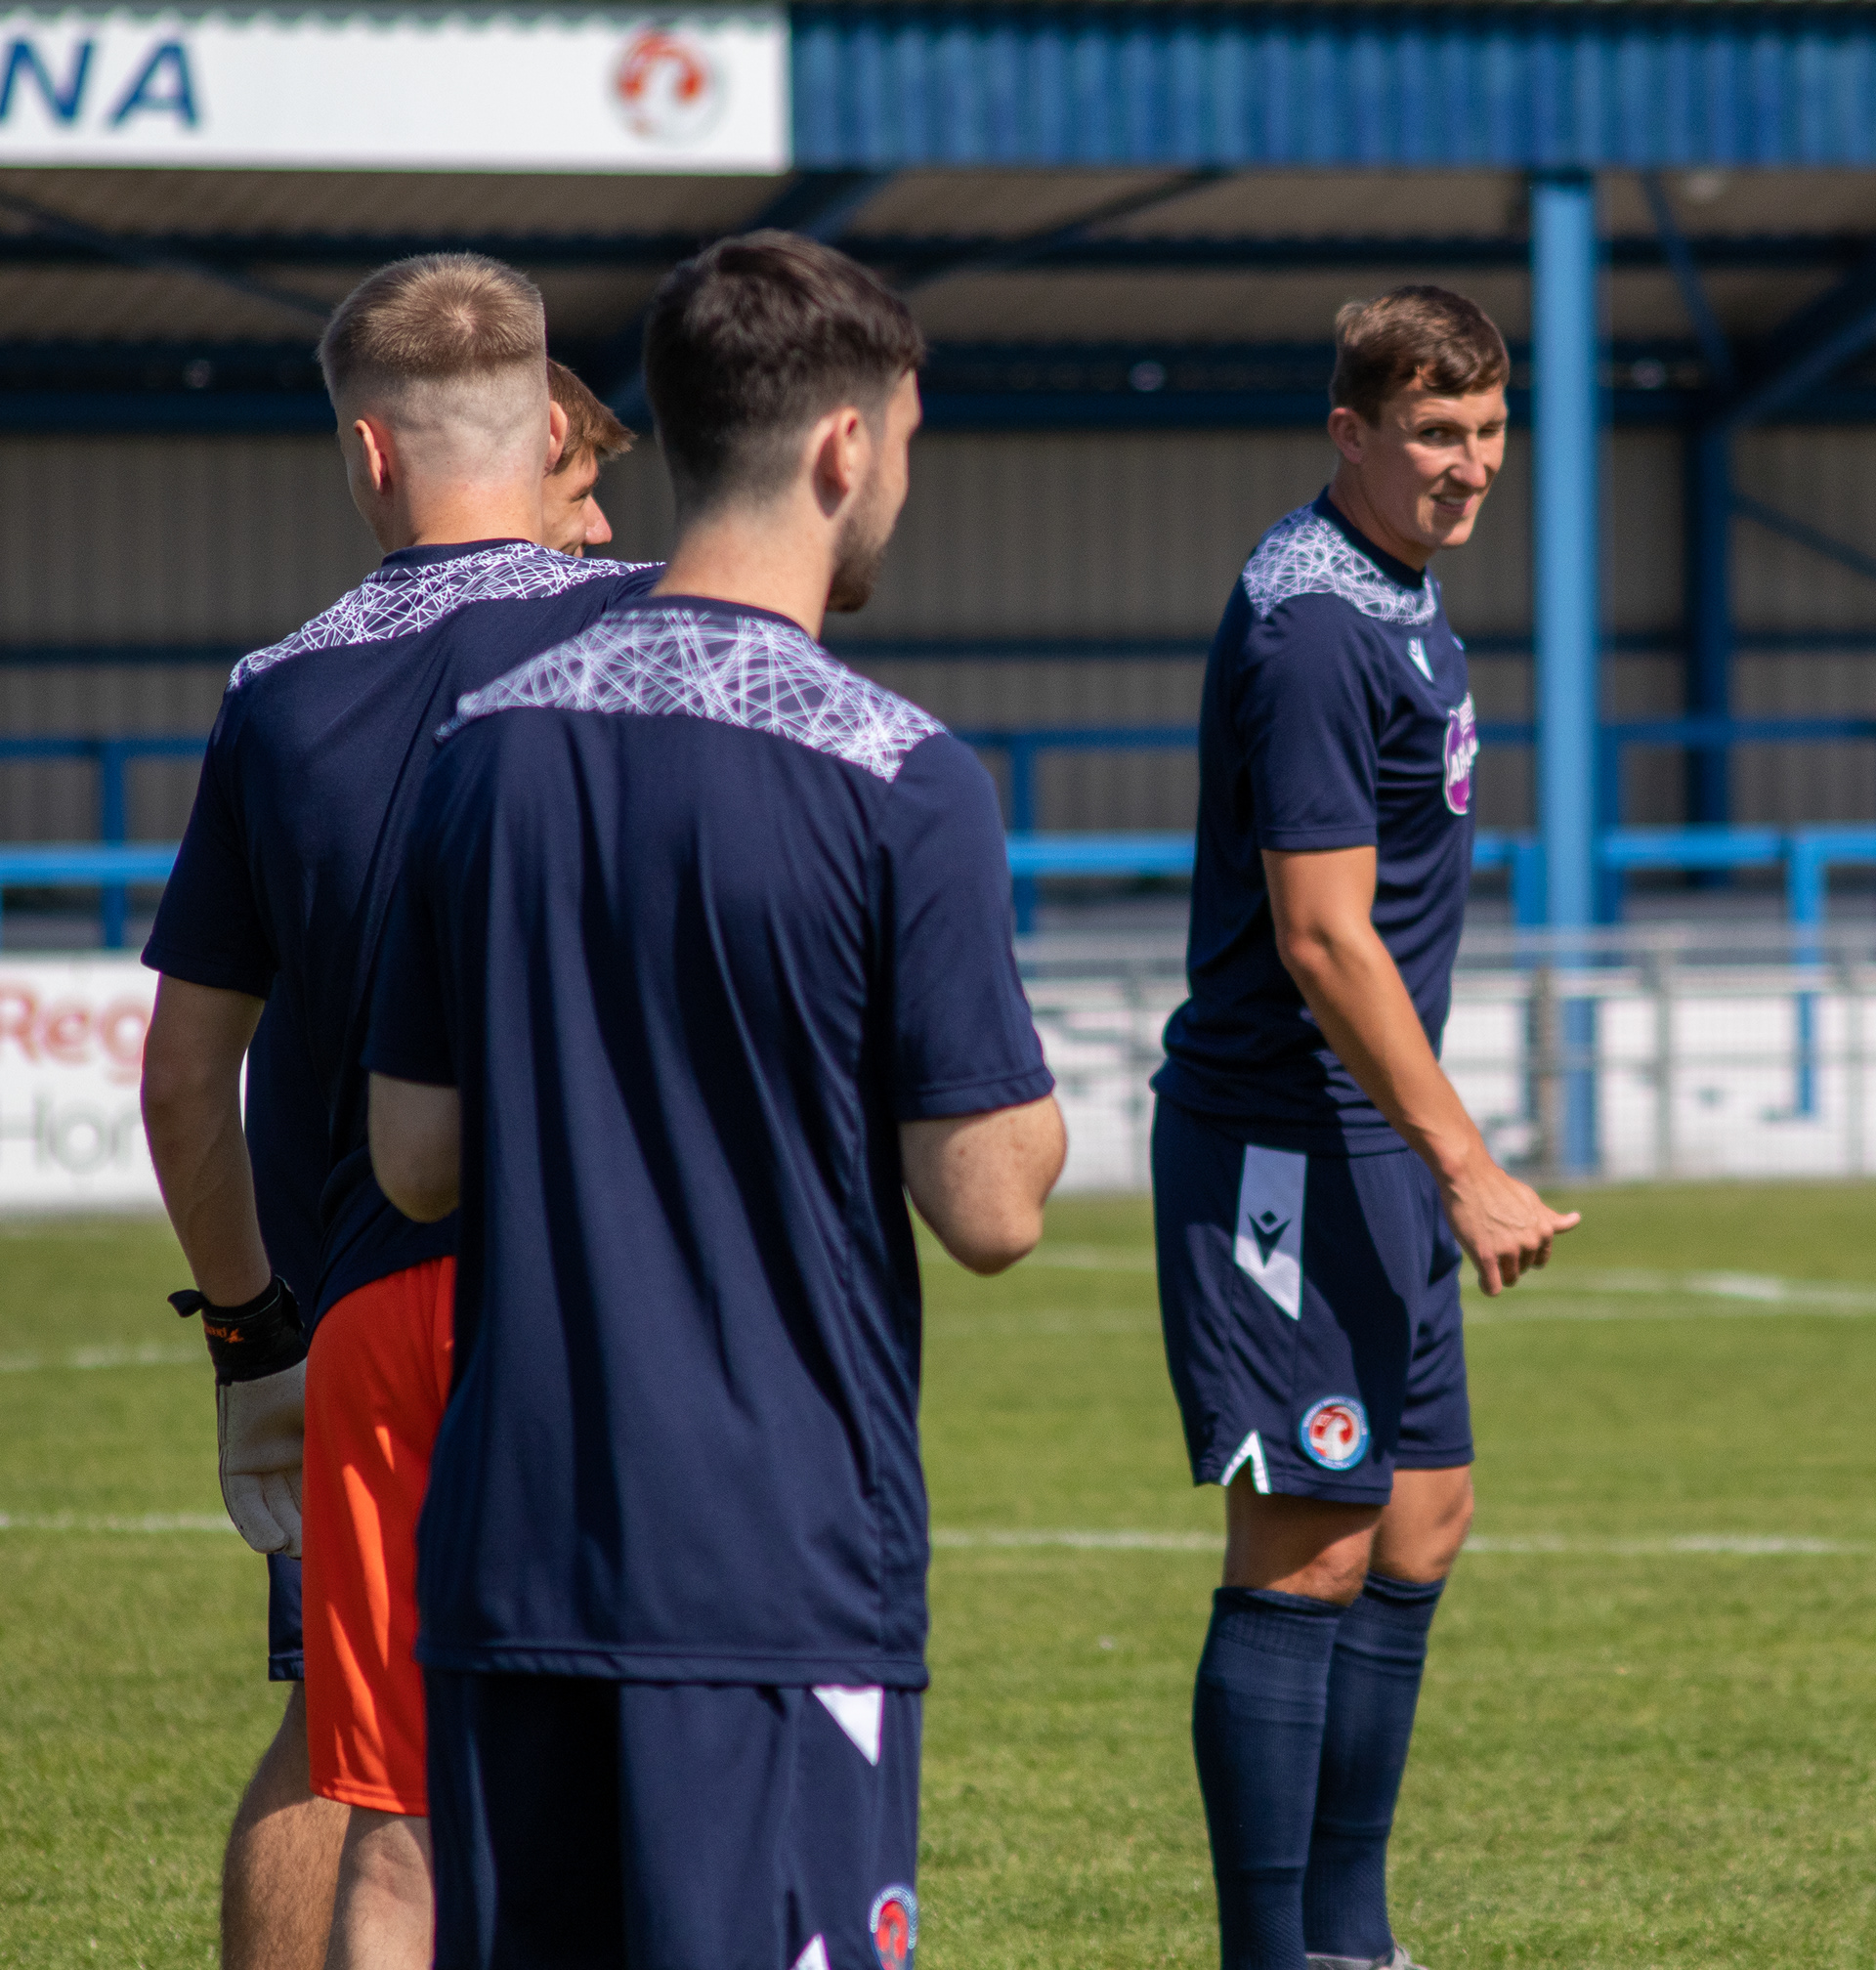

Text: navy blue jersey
xmin=1156 ymin=492 xmax=1477 ymax=1153
xmin=243 ymin=997 xmax=326 ymax=1307
xmin=364 ymin=595 xmax=1053 ymax=1688
xmin=143 ymin=540 xmax=660 ymax=1322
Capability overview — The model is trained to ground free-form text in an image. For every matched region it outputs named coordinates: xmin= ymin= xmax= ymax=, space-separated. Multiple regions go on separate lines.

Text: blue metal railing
xmin=0 ymin=844 xmax=179 ymax=950
xmin=0 ymin=736 xmax=204 ymax=948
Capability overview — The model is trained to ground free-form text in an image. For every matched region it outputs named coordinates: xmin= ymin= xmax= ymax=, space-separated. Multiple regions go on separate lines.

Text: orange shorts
xmin=302 ymin=1256 xmax=454 ymax=1817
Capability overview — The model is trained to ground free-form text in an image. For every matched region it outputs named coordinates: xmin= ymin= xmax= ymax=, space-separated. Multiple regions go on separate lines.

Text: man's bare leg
xmin=223 ymin=1683 xmax=349 ymax=1970
xmin=324 ymin=1809 xmax=433 ymax=1970
xmin=1222 ymin=1465 xmax=1472 ymax=1599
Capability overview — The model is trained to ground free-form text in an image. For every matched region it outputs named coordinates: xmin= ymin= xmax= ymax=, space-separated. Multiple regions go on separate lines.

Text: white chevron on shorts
xmin=813 ymin=1684 xmax=885 ymax=1765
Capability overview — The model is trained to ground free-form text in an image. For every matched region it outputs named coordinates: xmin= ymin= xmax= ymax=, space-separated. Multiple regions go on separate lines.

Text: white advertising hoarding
xmin=0 ymin=957 xmax=161 ymax=1212
xmin=0 ymin=8 xmax=789 ymax=171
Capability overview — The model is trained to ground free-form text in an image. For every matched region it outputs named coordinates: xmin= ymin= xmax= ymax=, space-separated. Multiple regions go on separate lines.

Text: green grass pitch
xmin=3 ymin=1185 xmax=1876 ymax=1965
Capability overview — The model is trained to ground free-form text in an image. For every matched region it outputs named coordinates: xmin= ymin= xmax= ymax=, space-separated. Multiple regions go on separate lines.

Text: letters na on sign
xmin=0 ymin=8 xmax=789 ymax=171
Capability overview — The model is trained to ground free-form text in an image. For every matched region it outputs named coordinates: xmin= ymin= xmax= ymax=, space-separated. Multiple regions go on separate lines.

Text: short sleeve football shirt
xmin=143 ymin=540 xmax=661 ymax=1321
xmin=365 ymin=594 xmax=1055 ymax=1688
xmin=1155 ymin=491 xmax=1478 ymax=1152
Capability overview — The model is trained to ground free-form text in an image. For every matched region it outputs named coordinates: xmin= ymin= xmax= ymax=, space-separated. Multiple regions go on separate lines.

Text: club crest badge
xmin=1300 ymin=1396 xmax=1370 ymax=1472
xmin=870 ymin=1885 xmax=918 ymax=1970
xmin=1443 ymin=692 xmax=1478 ymax=816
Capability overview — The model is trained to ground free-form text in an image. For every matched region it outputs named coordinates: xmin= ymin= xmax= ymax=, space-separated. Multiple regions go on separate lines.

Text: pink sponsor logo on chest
xmin=1443 ymin=693 xmax=1478 ymax=816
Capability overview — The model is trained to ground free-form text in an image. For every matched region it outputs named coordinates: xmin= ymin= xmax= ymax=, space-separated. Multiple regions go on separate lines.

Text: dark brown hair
xmin=643 ymin=230 xmax=925 ymax=511
xmin=547 ymin=359 xmax=634 ymax=472
xmin=319 ymin=253 xmax=544 ymax=401
xmin=1330 ymin=285 xmax=1510 ymax=423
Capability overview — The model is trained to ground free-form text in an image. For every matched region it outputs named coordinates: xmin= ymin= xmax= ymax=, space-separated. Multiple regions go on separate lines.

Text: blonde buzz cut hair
xmin=319 ymin=254 xmax=553 ymax=484
xmin=319 ymin=253 xmax=546 ymax=403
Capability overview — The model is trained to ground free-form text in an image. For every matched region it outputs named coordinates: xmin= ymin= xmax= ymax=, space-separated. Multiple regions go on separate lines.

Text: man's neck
xmin=375 ymin=490 xmax=545 ymax=555
xmin=653 ymin=504 xmax=833 ymax=641
xmin=1326 ymin=471 xmax=1430 ymax=574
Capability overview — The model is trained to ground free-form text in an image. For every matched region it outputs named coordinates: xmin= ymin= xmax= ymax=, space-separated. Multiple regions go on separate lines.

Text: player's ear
xmin=546 ymin=399 xmax=569 ymax=475
xmin=353 ymin=417 xmax=394 ymax=495
xmin=1327 ymin=406 xmax=1367 ymax=468
xmin=808 ymin=406 xmax=866 ymax=514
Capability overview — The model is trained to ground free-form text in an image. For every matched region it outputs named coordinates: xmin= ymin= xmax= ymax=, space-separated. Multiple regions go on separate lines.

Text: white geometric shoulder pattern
xmin=1240 ymin=503 xmax=1439 ymax=628
xmin=230 ymin=544 xmax=659 ymax=689
xmin=447 ymin=605 xmax=945 ymax=784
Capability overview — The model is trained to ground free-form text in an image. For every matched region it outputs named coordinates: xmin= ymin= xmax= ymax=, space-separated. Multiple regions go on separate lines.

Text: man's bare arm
xmin=901 ymin=1094 xmax=1067 ymax=1275
xmin=1264 ymin=845 xmax=1578 ymax=1294
xmin=368 ymin=1073 xmax=462 ymax=1224
xmin=141 ymin=975 xmax=271 ymax=1304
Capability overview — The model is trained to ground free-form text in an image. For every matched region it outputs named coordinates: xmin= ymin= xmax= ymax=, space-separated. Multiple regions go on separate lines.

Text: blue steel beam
xmin=1725 ymin=240 xmax=1876 ymax=429
xmin=1684 ymin=427 xmax=1734 ymax=827
xmin=1530 ymin=171 xmax=1600 ymax=1175
xmin=1639 ymin=175 xmax=1735 ymax=393
xmin=0 ymin=228 xmax=1869 ymax=278
xmin=0 ymin=190 xmax=330 ymax=325
xmin=1642 ymin=170 xmax=1737 ymax=829
xmin=895 ymin=171 xmax=1225 ymax=290
xmin=1732 ymin=492 xmax=1876 ymax=586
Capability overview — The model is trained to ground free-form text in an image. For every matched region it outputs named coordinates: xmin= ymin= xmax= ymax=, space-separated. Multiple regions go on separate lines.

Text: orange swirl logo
xmin=613 ymin=27 xmax=721 ymax=144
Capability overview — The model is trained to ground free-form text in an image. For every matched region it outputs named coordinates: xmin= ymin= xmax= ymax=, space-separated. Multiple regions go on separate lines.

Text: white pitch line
xmin=0 ymin=1512 xmax=234 ymax=1533
xmin=0 ymin=1344 xmax=198 ymax=1374
xmin=1018 ymin=1253 xmax=1876 ymax=1321
xmin=933 ymin=1528 xmax=1866 ymax=1557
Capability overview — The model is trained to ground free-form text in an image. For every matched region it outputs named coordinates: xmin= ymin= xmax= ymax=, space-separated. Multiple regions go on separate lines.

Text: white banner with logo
xmin=0 ymin=8 xmax=789 ymax=171
xmin=0 ymin=957 xmax=161 ymax=1212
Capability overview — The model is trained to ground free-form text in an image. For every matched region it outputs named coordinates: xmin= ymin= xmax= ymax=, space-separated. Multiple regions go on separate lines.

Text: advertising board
xmin=0 ymin=8 xmax=789 ymax=171
xmin=0 ymin=957 xmax=161 ymax=1213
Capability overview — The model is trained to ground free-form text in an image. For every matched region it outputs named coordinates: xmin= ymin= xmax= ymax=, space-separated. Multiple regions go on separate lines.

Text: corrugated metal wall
xmin=2 ymin=427 xmax=1874 ymax=839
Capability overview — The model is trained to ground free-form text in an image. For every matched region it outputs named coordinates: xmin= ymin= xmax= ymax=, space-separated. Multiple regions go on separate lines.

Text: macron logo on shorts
xmin=1234 ymin=1145 xmax=1305 ymax=1319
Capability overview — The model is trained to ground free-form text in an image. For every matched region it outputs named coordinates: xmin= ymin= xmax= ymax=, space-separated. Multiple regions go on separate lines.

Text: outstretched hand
xmin=1440 ymin=1155 xmax=1580 ymax=1296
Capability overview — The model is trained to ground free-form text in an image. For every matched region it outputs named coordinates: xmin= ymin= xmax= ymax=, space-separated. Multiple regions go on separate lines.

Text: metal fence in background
xmin=1021 ymin=922 xmax=1876 ymax=1193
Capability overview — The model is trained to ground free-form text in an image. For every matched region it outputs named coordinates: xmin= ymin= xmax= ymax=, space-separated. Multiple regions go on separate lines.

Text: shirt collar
xmin=1312 ymin=489 xmax=1428 ymax=593
xmin=379 ymin=538 xmax=537 ymax=573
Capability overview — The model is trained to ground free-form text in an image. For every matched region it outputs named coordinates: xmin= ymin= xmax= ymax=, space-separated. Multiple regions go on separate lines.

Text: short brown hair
xmin=1330 ymin=285 xmax=1510 ymax=423
xmin=319 ymin=253 xmax=545 ymax=401
xmin=643 ymin=231 xmax=925 ymax=511
xmin=547 ymin=360 xmax=634 ymax=474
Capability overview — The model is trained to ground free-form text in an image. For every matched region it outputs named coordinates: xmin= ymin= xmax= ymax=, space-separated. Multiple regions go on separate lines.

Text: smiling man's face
xmin=541 ymin=446 xmax=614 ymax=556
xmin=1329 ymin=379 xmax=1507 ymax=565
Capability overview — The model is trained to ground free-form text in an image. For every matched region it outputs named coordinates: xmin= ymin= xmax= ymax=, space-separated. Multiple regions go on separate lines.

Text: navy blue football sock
xmin=1193 ymin=1585 xmax=1345 ymax=1970
xmin=1302 ymin=1571 xmax=1446 ymax=1961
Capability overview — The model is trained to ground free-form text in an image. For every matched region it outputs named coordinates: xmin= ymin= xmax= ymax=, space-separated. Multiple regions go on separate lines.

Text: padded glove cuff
xmin=169 ymin=1276 xmax=307 ymax=1385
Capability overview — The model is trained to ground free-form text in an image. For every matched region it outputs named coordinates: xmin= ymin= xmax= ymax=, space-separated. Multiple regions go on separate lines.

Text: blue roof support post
xmin=1531 ymin=172 xmax=1601 ymax=1176
xmin=1684 ymin=426 xmax=1733 ymax=830
xmin=99 ymin=738 xmax=128 ymax=951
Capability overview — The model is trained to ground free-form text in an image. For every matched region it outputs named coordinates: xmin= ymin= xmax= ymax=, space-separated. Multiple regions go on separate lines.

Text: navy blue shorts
xmin=427 ymin=1673 xmax=921 ymax=1970
xmin=267 ymin=1554 xmax=305 ymax=1682
xmin=1153 ymin=1098 xmax=1473 ymax=1506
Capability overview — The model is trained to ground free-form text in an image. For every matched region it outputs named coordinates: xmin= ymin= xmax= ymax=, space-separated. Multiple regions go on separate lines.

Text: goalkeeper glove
xmin=169 ymin=1277 xmax=308 ymax=1559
